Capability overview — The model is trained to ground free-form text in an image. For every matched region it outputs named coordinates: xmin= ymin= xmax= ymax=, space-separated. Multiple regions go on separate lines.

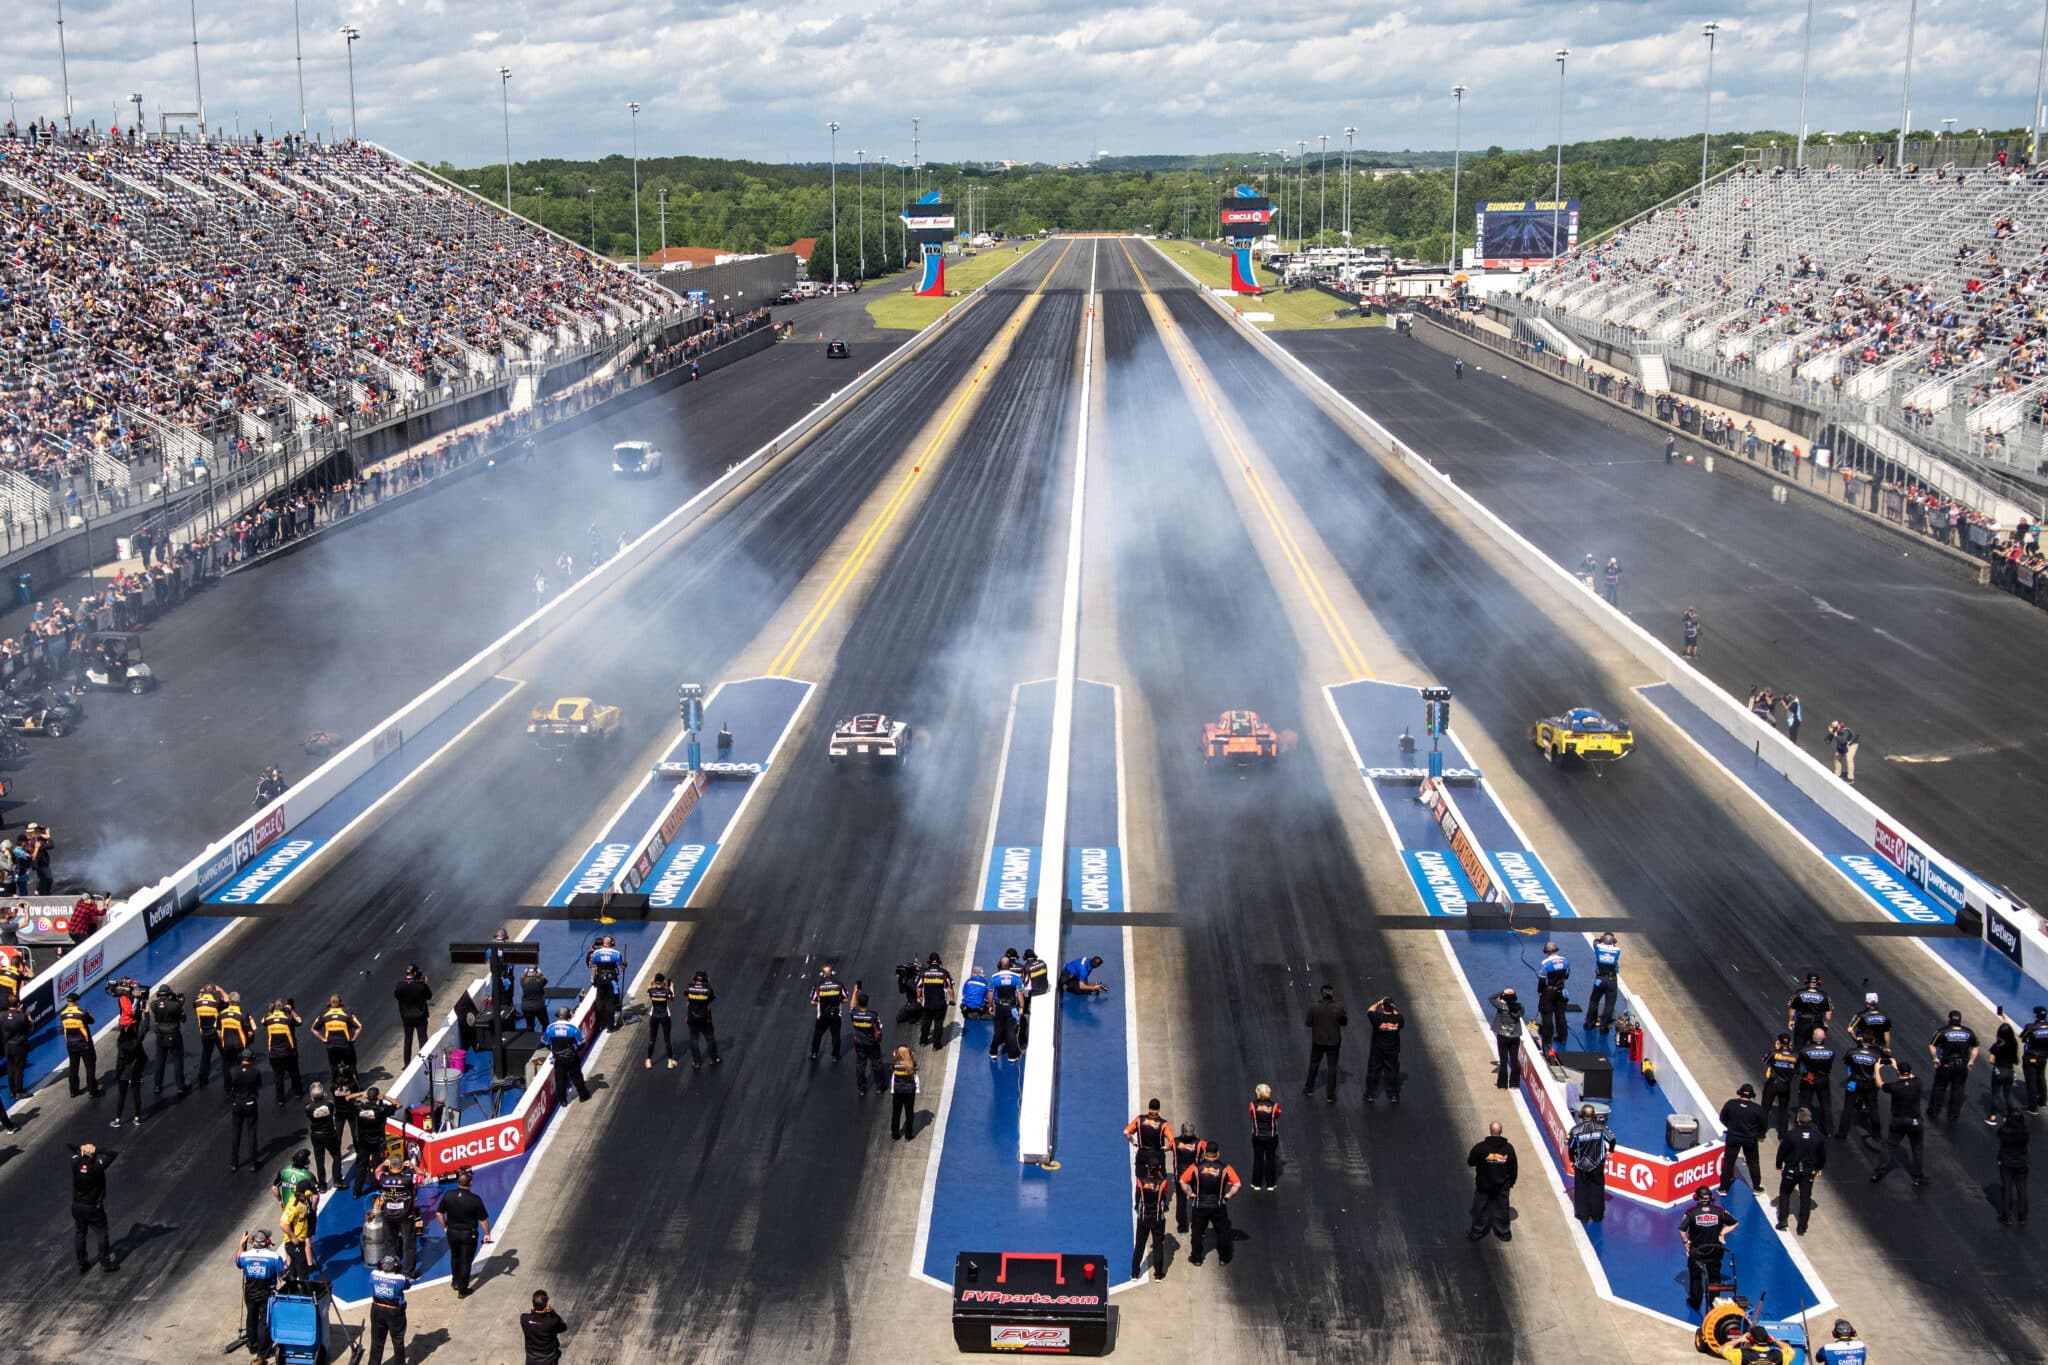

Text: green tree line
xmin=428 ymin=125 xmax=2028 ymax=267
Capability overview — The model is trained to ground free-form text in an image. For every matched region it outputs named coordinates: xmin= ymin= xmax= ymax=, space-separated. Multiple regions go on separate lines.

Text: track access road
xmin=0 ymin=246 xmax=1067 ymax=1363
xmin=1159 ymin=252 xmax=2041 ymax=1359
xmin=467 ymin=242 xmax=1097 ymax=1361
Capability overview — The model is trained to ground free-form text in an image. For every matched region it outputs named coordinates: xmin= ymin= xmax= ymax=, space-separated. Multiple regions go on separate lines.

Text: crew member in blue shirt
xmin=987 ymin=961 xmax=1026 ymax=1061
xmin=367 ymin=1255 xmax=412 ymax=1365
xmin=235 ymin=1229 xmax=287 ymax=1359
xmin=958 ymin=967 xmax=991 ymax=1019
xmin=1535 ymin=943 xmax=1570 ymax=1050
xmin=1815 ymin=1320 xmax=1867 ymax=1365
xmin=1061 ymin=955 xmax=1108 ymax=996
xmin=587 ymin=937 xmax=626 ymax=1033
xmin=543 ymin=1008 xmax=590 ymax=1105
xmin=1585 ymin=932 xmax=1621 ymax=1031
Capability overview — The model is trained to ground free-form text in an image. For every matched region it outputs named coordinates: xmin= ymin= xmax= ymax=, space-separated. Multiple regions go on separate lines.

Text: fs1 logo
xmin=1873 ymin=821 xmax=1909 ymax=872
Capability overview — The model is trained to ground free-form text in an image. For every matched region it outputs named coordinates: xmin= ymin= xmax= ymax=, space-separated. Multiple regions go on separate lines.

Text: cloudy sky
xmin=1 ymin=0 xmax=2038 ymax=165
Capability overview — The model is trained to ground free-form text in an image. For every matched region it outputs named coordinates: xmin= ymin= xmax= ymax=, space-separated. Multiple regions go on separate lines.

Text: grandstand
xmin=0 ymin=124 xmax=679 ymax=534
xmin=1513 ymin=160 xmax=2048 ymax=498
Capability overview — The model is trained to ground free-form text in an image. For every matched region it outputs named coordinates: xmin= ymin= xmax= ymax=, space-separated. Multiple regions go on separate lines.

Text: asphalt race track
xmin=0 ymin=248 xmax=1064 ymax=1360
xmin=0 ymin=296 xmax=883 ymax=893
xmin=1166 ymin=269 xmax=2043 ymax=1354
xmin=1282 ymin=324 xmax=2048 ymax=910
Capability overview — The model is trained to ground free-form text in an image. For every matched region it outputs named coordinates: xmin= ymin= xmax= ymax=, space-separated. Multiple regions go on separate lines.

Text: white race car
xmin=827 ymin=713 xmax=911 ymax=766
xmin=612 ymin=440 xmax=663 ymax=477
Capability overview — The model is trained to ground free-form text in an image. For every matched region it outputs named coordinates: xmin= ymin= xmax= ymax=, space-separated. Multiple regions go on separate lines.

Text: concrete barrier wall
xmin=19 ymin=243 xmax=1057 ymax=1033
xmin=1143 ymin=242 xmax=2048 ymax=997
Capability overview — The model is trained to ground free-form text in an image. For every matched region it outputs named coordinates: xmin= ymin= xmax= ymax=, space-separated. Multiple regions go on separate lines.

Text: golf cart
xmin=83 ymin=633 xmax=154 ymax=694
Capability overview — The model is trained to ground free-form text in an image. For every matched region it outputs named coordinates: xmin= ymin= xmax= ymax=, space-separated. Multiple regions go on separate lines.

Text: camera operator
xmin=149 ymin=984 xmax=188 ymax=1097
xmin=1365 ymin=996 xmax=1405 ymax=1105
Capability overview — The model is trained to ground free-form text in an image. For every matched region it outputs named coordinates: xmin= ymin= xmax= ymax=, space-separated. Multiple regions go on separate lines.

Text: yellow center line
xmin=1119 ymin=241 xmax=1374 ymax=681
xmin=765 ymin=238 xmax=1078 ymax=678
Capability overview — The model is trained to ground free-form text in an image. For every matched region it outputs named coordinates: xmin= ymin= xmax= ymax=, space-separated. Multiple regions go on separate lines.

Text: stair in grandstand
xmin=1634 ymin=348 xmax=1671 ymax=396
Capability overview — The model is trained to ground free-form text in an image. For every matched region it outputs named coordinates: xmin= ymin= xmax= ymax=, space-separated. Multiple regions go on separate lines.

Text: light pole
xmin=1796 ymin=0 xmax=1815 ymax=169
xmin=912 ymin=115 xmax=921 ymax=196
xmin=1450 ymin=85 xmax=1468 ymax=270
xmin=880 ymin=156 xmax=895 ymax=268
xmin=339 ymin=25 xmax=359 ymax=142
xmin=586 ymin=186 xmax=597 ymax=252
xmin=1295 ymin=138 xmax=1307 ymax=252
xmin=129 ymin=92 xmax=142 ymax=137
xmin=293 ymin=0 xmax=307 ymax=135
xmin=2033 ymin=0 xmax=2048 ymax=166
xmin=1553 ymin=48 xmax=1571 ymax=262
xmin=1699 ymin=22 xmax=1720 ymax=201
xmin=1898 ymin=0 xmax=1917 ymax=167
xmin=1317 ymin=133 xmax=1329 ymax=249
xmin=1342 ymin=126 xmax=1356 ymax=245
xmin=657 ymin=185 xmax=668 ymax=255
xmin=187 ymin=0 xmax=206 ymax=137
xmin=857 ymin=149 xmax=866 ymax=279
xmin=828 ymin=121 xmax=840 ymax=285
xmin=498 ymin=68 xmax=513 ymax=211
xmin=1941 ymin=116 xmax=1956 ymax=161
xmin=55 ymin=0 xmax=73 ymax=133
xmin=628 ymin=101 xmax=642 ymax=265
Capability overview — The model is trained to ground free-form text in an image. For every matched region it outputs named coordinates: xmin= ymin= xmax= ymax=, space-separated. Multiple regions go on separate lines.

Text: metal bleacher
xmin=1519 ymin=160 xmax=2048 ymax=493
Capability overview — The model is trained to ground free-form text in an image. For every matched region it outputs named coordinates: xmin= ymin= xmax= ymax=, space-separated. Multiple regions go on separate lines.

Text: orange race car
xmin=1202 ymin=710 xmax=1280 ymax=768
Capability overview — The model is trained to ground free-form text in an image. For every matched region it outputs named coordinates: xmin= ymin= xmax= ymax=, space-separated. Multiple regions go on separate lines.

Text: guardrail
xmin=12 ymin=241 xmax=1057 ymax=1053
xmin=1146 ymin=238 xmax=2048 ymax=997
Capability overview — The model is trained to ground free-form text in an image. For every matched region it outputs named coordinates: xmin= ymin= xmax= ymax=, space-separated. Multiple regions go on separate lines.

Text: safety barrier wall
xmin=14 ymin=243 xmax=1059 ymax=1039
xmin=1146 ymin=241 xmax=2048 ymax=997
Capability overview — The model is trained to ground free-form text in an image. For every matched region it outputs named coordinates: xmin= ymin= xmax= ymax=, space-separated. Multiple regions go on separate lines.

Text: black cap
xmin=1949 ymin=1010 xmax=1963 ymax=1025
xmin=1737 ymin=1083 xmax=1755 ymax=1098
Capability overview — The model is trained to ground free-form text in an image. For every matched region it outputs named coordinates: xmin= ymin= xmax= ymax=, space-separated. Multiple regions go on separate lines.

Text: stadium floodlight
xmin=1449 ymin=88 xmax=1467 ymax=270
xmin=1317 ymin=134 xmax=1329 ymax=249
xmin=2035 ymin=1 xmax=2048 ymax=167
xmin=1342 ymin=127 xmax=1356 ymax=245
xmin=498 ymin=67 xmax=514 ymax=211
xmin=1700 ymin=23 xmax=1719 ymax=199
xmin=1898 ymin=0 xmax=1917 ymax=168
xmin=629 ymin=102 xmax=642 ymax=265
xmin=293 ymin=0 xmax=307 ymax=135
xmin=56 ymin=0 xmax=73 ymax=133
xmin=857 ymin=149 xmax=866 ymax=280
xmin=1552 ymin=49 xmax=1570 ymax=263
xmin=829 ymin=122 xmax=840 ymax=285
xmin=339 ymin=26 xmax=360 ymax=142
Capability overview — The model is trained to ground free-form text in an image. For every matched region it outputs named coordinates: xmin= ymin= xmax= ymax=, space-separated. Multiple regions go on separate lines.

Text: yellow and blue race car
xmin=1531 ymin=707 xmax=1634 ymax=766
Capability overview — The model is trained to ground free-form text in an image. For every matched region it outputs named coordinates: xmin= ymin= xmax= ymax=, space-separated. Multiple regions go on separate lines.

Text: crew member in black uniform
xmin=1927 ymin=1009 xmax=1979 ymax=1122
xmin=851 ymin=991 xmax=884 ymax=1094
xmin=226 ymin=1052 xmax=263 ymax=1171
xmin=1787 ymin=974 xmax=1832 ymax=1042
xmin=1796 ymin=1028 xmax=1836 ymax=1135
xmin=916 ymin=954 xmax=955 ymax=1050
xmin=1761 ymin=1034 xmax=1799 ymax=1138
xmin=644 ymin=973 xmax=676 ymax=1069
xmin=263 ymin=999 xmax=305 ymax=1104
xmin=1997 ymin=1109 xmax=2029 ymax=1225
xmin=1125 ymin=1098 xmax=1172 ymax=1179
xmin=1303 ymin=984 xmax=1347 ymax=1103
xmin=108 ymin=1022 xmax=146 ymax=1128
xmin=684 ymin=971 xmax=720 ymax=1068
xmin=1678 ymin=1187 xmax=1738 ymax=1311
xmin=808 ymin=966 xmax=847 ymax=1061
xmin=70 ymin=1141 xmax=117 ymax=1272
xmin=1718 ymin=1084 xmax=1767 ymax=1193
xmin=1132 ymin=1167 xmax=1173 ymax=1281
xmin=60 ymin=993 xmax=99 ymax=1098
xmin=1869 ymin=1055 xmax=1927 ymax=1187
xmin=148 ymin=984 xmax=187 ymax=1096
xmin=1774 ymin=1107 xmax=1827 ymax=1235
xmin=1849 ymin=993 xmax=1892 ymax=1053
xmin=193 ymin=984 xmax=225 ymax=1087
xmin=348 ymin=1085 xmax=398 ymax=1198
xmin=519 ymin=964 xmax=550 ymax=1034
xmin=1171 ymin=1123 xmax=1201 ymax=1233
xmin=435 ymin=1167 xmax=492 ymax=1295
xmin=313 ymin=996 xmax=362 ymax=1085
xmin=1837 ymin=1033 xmax=1882 ymax=1142
xmin=392 ymin=966 xmax=432 ymax=1065
xmin=1247 ymin=1086 xmax=1282 ymax=1191
xmin=1466 ymin=1122 xmax=1518 ymax=1242
xmin=1181 ymin=1143 xmax=1242 ymax=1265
xmin=217 ymin=993 xmax=254 ymax=1090
xmin=1364 ymin=996 xmax=1404 ymax=1104
xmin=0 ymin=995 xmax=31 ymax=1099
xmin=1489 ymin=988 xmax=1525 ymax=1090
xmin=2020 ymin=1006 xmax=2048 ymax=1112
xmin=1566 ymin=1103 xmax=1616 ymax=1222
xmin=889 ymin=1046 xmax=919 ymax=1141
xmin=376 ymin=1149 xmax=422 ymax=1277
xmin=304 ymin=1082 xmax=344 ymax=1191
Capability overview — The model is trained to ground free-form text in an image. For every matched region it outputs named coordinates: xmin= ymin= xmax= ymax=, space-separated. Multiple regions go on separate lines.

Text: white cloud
xmin=0 ymin=0 xmax=2036 ymax=163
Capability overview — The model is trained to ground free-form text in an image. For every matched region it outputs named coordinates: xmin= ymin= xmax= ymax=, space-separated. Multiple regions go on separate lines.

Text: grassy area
xmin=1147 ymin=240 xmax=1382 ymax=331
xmin=866 ymin=243 xmax=1051 ymax=330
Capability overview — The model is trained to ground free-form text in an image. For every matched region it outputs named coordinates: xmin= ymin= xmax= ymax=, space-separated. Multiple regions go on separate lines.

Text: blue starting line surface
xmin=13 ymin=677 xmax=523 ymax=1091
xmin=1636 ymin=684 xmax=2032 ymax=1010
xmin=1329 ymin=680 xmax=1826 ymax=1327
xmin=317 ymin=676 xmax=813 ymax=1305
xmin=919 ymin=680 xmax=1136 ymax=1290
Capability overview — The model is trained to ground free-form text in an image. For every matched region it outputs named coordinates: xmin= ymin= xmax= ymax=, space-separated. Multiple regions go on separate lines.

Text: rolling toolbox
xmin=951 ymin=1251 xmax=1110 ymax=1356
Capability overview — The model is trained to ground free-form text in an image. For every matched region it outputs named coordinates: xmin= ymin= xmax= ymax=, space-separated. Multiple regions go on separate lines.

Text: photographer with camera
xmin=234 ymin=1228 xmax=287 ymax=1359
xmin=149 ymin=984 xmax=188 ymax=1097
xmin=1365 ymin=996 xmax=1405 ymax=1105
xmin=69 ymin=1141 xmax=117 ymax=1273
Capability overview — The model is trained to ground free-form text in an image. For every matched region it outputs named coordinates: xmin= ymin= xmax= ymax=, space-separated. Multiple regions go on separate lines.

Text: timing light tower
xmin=1421 ymin=686 xmax=1453 ymax=779
xmin=678 ymin=682 xmax=705 ymax=772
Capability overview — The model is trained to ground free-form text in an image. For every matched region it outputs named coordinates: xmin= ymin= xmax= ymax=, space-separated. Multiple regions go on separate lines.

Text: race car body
xmin=1531 ymin=707 xmax=1635 ymax=764
xmin=612 ymin=441 xmax=663 ymax=477
xmin=827 ymin=713 xmax=910 ymax=766
xmin=529 ymin=697 xmax=622 ymax=752
xmin=825 ymin=339 xmax=850 ymax=359
xmin=1202 ymin=710 xmax=1279 ymax=767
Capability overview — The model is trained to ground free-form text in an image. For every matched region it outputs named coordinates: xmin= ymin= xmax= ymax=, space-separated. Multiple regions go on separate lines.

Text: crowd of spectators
xmin=0 ymin=120 xmax=676 ymax=493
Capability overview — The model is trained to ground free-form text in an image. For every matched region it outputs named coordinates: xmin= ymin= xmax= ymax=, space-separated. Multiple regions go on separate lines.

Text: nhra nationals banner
xmin=1419 ymin=777 xmax=1499 ymax=903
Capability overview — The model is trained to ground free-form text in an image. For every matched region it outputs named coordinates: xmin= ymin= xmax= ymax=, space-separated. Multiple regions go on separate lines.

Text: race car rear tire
xmin=129 ymin=679 xmax=147 ymax=695
xmin=44 ymin=722 xmax=63 ymax=739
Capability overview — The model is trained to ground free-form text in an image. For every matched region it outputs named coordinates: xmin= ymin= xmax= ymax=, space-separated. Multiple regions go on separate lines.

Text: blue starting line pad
xmin=1636 ymin=684 xmax=2032 ymax=1009
xmin=1329 ymin=679 xmax=1827 ymax=1326
xmin=13 ymin=677 xmax=522 ymax=1092
xmin=921 ymin=680 xmax=1135 ymax=1289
